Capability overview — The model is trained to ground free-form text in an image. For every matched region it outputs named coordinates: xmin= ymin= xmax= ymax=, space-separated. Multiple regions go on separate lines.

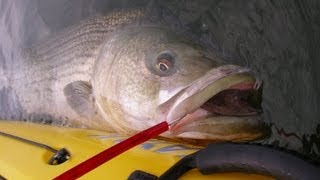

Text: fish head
xmin=93 ymin=26 xmax=267 ymax=142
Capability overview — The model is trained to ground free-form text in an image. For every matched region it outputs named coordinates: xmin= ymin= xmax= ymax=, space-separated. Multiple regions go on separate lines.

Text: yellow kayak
xmin=0 ymin=121 xmax=274 ymax=179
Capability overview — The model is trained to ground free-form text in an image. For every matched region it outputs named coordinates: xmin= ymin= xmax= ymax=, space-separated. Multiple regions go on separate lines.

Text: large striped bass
xmin=1 ymin=9 xmax=267 ymax=143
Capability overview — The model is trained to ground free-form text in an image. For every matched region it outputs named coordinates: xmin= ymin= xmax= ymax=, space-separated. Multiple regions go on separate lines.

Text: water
xmin=0 ymin=0 xmax=319 ymax=160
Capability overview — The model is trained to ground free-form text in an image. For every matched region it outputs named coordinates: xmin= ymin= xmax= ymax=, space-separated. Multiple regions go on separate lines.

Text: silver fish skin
xmin=3 ymin=9 xmax=267 ymax=143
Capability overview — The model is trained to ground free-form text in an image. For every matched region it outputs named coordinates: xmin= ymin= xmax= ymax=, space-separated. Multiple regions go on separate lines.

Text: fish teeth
xmin=254 ymin=79 xmax=263 ymax=90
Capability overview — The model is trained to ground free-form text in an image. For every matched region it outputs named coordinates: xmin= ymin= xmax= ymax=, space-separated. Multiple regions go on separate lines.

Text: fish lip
xmin=164 ymin=64 xmax=254 ymax=123
xmin=156 ymin=64 xmax=265 ymax=139
xmin=168 ymin=115 xmax=268 ymax=143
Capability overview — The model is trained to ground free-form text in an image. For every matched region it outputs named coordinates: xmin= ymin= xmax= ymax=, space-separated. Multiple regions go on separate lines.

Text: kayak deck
xmin=0 ymin=120 xmax=271 ymax=179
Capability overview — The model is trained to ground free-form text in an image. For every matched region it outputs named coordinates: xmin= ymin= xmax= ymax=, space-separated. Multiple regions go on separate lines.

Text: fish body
xmin=2 ymin=9 xmax=267 ymax=142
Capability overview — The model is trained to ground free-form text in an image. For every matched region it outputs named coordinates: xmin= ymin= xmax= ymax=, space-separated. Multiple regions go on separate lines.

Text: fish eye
xmin=146 ymin=50 xmax=177 ymax=77
xmin=154 ymin=51 xmax=176 ymax=76
xmin=157 ymin=58 xmax=172 ymax=72
xmin=159 ymin=62 xmax=168 ymax=71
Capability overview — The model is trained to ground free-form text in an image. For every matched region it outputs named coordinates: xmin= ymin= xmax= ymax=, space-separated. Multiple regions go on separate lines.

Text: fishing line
xmin=0 ymin=130 xmax=57 ymax=153
xmin=0 ymin=130 xmax=70 ymax=165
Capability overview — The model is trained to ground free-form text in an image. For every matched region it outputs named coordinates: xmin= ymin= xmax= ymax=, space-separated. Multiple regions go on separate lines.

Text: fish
xmin=1 ymin=9 xmax=267 ymax=143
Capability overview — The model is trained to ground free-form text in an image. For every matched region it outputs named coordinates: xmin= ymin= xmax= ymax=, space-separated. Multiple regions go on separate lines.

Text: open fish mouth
xmin=200 ymin=81 xmax=262 ymax=117
xmin=157 ymin=65 xmax=266 ymax=141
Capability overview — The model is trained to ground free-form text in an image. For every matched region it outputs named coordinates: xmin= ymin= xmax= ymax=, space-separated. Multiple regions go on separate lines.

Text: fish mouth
xmin=158 ymin=65 xmax=266 ymax=141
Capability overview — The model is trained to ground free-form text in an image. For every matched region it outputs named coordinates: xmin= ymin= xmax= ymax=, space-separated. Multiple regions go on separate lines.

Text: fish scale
xmin=34 ymin=9 xmax=146 ymax=54
xmin=11 ymin=9 xmax=146 ymax=125
xmin=3 ymin=8 xmax=267 ymax=143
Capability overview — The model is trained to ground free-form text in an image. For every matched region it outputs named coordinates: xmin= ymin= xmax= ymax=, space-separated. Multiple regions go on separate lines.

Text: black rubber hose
xmin=159 ymin=152 xmax=197 ymax=180
xmin=196 ymin=143 xmax=320 ymax=180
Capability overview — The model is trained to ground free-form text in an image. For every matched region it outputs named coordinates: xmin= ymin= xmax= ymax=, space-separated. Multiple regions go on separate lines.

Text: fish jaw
xmin=157 ymin=64 xmax=267 ymax=141
xmin=169 ymin=114 xmax=266 ymax=142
